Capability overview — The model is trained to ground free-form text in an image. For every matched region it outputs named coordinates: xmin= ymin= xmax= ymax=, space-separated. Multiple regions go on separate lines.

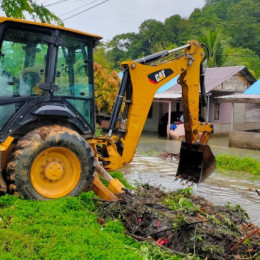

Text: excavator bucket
xmin=176 ymin=142 xmax=216 ymax=183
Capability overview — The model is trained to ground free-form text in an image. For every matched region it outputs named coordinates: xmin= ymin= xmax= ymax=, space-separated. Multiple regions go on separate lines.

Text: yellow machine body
xmin=0 ymin=17 xmax=215 ymax=201
xmin=0 ymin=16 xmax=102 ymax=39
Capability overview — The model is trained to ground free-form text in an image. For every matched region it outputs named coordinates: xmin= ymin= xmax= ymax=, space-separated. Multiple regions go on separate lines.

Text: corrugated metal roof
xmin=156 ymin=76 xmax=178 ymax=93
xmin=204 ymin=66 xmax=247 ymax=92
xmin=156 ymin=66 xmax=254 ymax=96
xmin=244 ymin=79 xmax=260 ymax=95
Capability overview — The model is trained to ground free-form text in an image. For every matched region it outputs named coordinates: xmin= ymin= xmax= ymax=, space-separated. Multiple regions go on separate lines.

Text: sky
xmin=46 ymin=0 xmax=205 ymax=42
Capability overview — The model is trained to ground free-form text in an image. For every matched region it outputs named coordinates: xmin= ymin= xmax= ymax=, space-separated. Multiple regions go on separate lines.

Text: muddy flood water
xmin=120 ymin=133 xmax=260 ymax=225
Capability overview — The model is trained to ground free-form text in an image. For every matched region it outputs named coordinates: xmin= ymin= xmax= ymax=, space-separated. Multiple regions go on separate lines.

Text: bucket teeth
xmin=172 ymin=177 xmax=179 ymax=183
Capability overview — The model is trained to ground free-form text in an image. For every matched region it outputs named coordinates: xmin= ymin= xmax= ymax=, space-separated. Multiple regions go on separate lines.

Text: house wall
xmin=208 ymin=97 xmax=232 ymax=123
xmin=212 ymin=123 xmax=232 ymax=133
xmin=214 ymin=74 xmax=249 ymax=93
xmin=143 ymin=73 xmax=257 ymax=135
xmin=234 ymin=103 xmax=246 ymax=123
xmin=143 ymin=102 xmax=160 ymax=132
xmin=208 ymin=74 xmax=252 ymax=133
xmin=211 ymin=102 xmax=260 ymax=133
xmin=208 ymin=97 xmax=232 ymax=133
xmin=245 ymin=103 xmax=260 ymax=123
xmin=233 ymin=103 xmax=260 ymax=130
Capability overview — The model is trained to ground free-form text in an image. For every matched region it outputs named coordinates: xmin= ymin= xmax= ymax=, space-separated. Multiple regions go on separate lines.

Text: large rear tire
xmin=6 ymin=125 xmax=95 ymax=200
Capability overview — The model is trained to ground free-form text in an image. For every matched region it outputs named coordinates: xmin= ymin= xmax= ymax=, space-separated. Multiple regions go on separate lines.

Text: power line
xmin=45 ymin=0 xmax=68 ymax=7
xmin=67 ymin=0 xmax=98 ymax=3
xmin=39 ymin=0 xmax=54 ymax=5
xmin=42 ymin=0 xmax=89 ymax=6
xmin=63 ymin=0 xmax=109 ymax=21
xmin=215 ymin=54 xmax=259 ymax=57
xmin=39 ymin=0 xmax=53 ymax=4
xmin=59 ymin=0 xmax=100 ymax=17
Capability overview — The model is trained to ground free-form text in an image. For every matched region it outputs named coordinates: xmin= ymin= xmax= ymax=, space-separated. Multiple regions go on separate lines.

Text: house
xmin=143 ymin=66 xmax=256 ymax=136
xmin=215 ymin=79 xmax=260 ymax=149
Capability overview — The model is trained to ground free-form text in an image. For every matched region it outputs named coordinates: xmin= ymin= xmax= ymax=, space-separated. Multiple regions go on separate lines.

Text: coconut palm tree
xmin=199 ymin=29 xmax=226 ymax=67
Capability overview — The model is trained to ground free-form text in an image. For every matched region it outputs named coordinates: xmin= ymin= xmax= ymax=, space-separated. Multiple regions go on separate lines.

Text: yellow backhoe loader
xmin=0 ymin=17 xmax=215 ymax=201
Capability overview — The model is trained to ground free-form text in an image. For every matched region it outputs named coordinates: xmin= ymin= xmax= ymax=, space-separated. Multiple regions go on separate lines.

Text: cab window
xmin=55 ymin=33 xmax=94 ymax=127
xmin=0 ymin=28 xmax=49 ymax=97
xmin=55 ymin=33 xmax=93 ymax=98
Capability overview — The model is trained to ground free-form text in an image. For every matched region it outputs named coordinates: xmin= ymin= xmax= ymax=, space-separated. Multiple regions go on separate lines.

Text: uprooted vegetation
xmin=0 ymin=185 xmax=259 ymax=259
xmin=97 ymin=186 xmax=260 ymax=259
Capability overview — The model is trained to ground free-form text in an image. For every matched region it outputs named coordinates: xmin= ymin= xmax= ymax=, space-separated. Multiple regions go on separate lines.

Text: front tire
xmin=7 ymin=125 xmax=95 ymax=200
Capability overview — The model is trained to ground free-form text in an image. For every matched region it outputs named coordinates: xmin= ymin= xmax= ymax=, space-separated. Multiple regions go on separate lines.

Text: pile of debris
xmin=97 ymin=185 xmax=260 ymax=259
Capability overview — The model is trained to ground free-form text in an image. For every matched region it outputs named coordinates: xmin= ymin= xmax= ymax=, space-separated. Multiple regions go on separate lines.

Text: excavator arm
xmin=0 ymin=18 xmax=214 ymax=201
xmin=89 ymin=41 xmax=216 ymax=198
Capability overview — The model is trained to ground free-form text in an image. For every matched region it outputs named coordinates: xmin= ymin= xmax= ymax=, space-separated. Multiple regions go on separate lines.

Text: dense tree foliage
xmin=222 ymin=47 xmax=260 ymax=78
xmin=94 ymin=62 xmax=120 ymax=114
xmin=0 ymin=0 xmax=63 ymax=25
xmin=98 ymin=0 xmax=260 ymax=78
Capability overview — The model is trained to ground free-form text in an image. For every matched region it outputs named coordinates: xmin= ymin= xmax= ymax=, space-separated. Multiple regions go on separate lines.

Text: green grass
xmin=216 ymin=154 xmax=260 ymax=175
xmin=0 ymin=193 xmax=143 ymax=260
xmin=0 ymin=193 xmax=182 ymax=260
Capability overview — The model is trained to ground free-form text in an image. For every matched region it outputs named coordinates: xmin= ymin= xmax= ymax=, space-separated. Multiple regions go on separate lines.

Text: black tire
xmin=6 ymin=125 xmax=95 ymax=200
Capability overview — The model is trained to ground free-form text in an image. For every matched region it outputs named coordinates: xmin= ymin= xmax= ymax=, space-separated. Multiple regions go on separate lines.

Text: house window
xmin=214 ymin=103 xmax=220 ymax=120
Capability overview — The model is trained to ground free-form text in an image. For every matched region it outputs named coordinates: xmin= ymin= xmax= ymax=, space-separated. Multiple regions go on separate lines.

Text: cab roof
xmin=0 ymin=16 xmax=103 ymax=40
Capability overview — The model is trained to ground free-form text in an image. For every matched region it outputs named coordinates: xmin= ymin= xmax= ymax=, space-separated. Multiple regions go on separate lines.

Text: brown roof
xmin=160 ymin=66 xmax=255 ymax=95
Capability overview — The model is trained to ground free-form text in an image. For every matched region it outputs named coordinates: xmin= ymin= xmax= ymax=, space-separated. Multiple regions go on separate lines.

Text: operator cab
xmin=0 ymin=17 xmax=102 ymax=142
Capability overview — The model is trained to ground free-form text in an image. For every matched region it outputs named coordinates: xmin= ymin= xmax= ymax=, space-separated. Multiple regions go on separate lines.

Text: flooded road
xmin=135 ymin=133 xmax=260 ymax=159
xmin=121 ymin=134 xmax=260 ymax=225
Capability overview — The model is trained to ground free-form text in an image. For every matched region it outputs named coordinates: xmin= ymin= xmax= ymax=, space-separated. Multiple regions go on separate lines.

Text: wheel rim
xmin=30 ymin=147 xmax=81 ymax=198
